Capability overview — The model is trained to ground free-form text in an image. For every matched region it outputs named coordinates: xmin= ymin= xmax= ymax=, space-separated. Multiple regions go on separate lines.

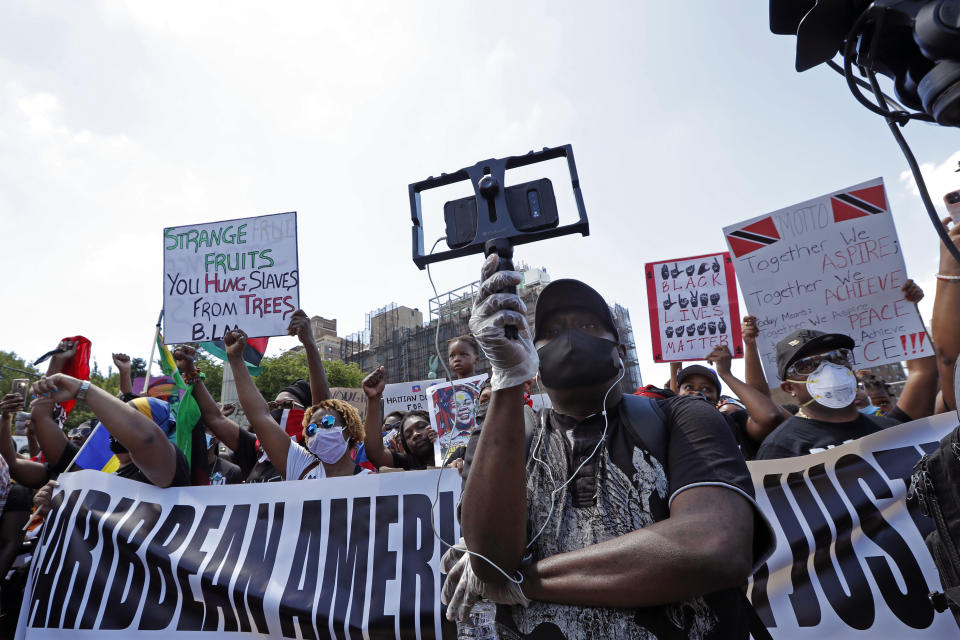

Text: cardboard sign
xmin=328 ymin=387 xmax=367 ymax=421
xmin=383 ymin=378 xmax=447 ymax=415
xmin=644 ymin=251 xmax=742 ymax=362
xmin=723 ymin=178 xmax=930 ymax=386
xmin=425 ymin=374 xmax=488 ymax=465
xmin=163 ymin=211 xmax=299 ymax=344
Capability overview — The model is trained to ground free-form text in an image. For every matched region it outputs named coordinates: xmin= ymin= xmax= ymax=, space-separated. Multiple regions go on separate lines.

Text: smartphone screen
xmin=11 ymin=379 xmax=29 ymax=410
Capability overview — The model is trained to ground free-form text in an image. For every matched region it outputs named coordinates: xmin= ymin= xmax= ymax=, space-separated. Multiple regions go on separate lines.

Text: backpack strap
xmin=620 ymin=394 xmax=668 ymax=465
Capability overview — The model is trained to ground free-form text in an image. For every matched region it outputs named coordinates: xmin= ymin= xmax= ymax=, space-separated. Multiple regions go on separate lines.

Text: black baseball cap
xmin=533 ymin=279 xmax=619 ymax=343
xmin=676 ymin=365 xmax=721 ymax=396
xmin=776 ymin=329 xmax=855 ymax=379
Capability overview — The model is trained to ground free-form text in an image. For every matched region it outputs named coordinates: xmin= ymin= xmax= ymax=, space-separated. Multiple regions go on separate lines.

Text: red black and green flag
xmin=200 ymin=337 xmax=269 ymax=376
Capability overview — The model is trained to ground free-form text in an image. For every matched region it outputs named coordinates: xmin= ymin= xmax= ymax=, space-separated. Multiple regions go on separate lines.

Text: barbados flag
xmin=70 ymin=423 xmax=120 ymax=473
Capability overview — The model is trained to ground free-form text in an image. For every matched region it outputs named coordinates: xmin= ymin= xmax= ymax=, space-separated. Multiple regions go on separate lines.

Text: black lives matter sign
xmin=162 ymin=212 xmax=300 ymax=344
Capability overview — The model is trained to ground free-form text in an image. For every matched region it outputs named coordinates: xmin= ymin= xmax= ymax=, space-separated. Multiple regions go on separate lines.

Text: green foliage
xmin=255 ymin=352 xmax=310 ymax=401
xmin=322 ymin=360 xmax=364 ymax=388
xmin=64 ymin=403 xmax=96 ymax=429
xmin=0 ymin=350 xmax=41 ymax=398
xmin=130 ymin=358 xmax=147 ymax=380
xmin=193 ymin=350 xmax=224 ymax=403
xmin=253 ymin=353 xmax=364 ymax=402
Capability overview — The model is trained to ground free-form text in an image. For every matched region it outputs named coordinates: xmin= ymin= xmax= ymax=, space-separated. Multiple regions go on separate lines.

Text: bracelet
xmin=936 ymin=273 xmax=960 ymax=282
xmin=182 ymin=370 xmax=203 ymax=385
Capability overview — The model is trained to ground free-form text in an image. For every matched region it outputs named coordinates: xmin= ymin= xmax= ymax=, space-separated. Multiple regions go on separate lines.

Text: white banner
xmin=17 ymin=468 xmax=461 ymax=639
xmin=384 ymin=379 xmax=447 ymax=415
xmin=19 ymin=414 xmax=960 ymax=638
xmin=747 ymin=412 xmax=959 ymax=637
xmin=723 ymin=178 xmax=930 ymax=386
xmin=163 ymin=211 xmax=300 ymax=344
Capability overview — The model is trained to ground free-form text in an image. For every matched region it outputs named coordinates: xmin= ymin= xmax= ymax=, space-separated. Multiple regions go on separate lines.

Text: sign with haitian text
xmin=723 ymin=179 xmax=930 ymax=386
xmin=644 ymin=251 xmax=742 ymax=362
xmin=384 ymin=379 xmax=448 ymax=415
xmin=163 ymin=212 xmax=300 ymax=344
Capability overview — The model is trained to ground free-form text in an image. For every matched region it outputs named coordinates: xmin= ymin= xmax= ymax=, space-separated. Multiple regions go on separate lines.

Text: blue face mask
xmin=859 ymin=403 xmax=881 ymax=416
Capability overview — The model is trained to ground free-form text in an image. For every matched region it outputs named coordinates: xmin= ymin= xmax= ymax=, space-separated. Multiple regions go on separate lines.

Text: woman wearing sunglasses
xmin=223 ymin=328 xmax=368 ymax=480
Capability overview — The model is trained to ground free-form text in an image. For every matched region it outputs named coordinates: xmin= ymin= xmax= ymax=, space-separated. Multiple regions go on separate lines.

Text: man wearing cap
xmin=755 ymin=325 xmax=935 ymax=460
xmin=446 ymin=256 xmax=773 ymax=639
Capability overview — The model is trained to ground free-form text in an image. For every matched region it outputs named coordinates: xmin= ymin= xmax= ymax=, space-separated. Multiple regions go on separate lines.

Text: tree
xmin=192 ymin=350 xmax=224 ymax=403
xmin=130 ymin=358 xmax=147 ymax=380
xmin=254 ymin=352 xmax=310 ymax=401
xmin=322 ymin=360 xmax=364 ymax=388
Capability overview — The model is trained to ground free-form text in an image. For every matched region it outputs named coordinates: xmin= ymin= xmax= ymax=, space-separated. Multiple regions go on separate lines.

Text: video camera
xmin=770 ymin=0 xmax=960 ymax=126
xmin=409 ymin=144 xmax=589 ymax=269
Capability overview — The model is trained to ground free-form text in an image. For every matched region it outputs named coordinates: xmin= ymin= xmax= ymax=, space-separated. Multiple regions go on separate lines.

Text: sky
xmin=1 ymin=1 xmax=958 ymax=387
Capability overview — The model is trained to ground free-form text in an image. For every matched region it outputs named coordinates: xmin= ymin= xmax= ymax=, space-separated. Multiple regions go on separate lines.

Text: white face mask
xmin=308 ymin=426 xmax=348 ymax=463
xmin=794 ymin=362 xmax=858 ymax=409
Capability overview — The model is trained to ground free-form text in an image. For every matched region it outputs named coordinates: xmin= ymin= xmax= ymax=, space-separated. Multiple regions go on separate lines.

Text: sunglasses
xmin=69 ymin=426 xmax=92 ymax=439
xmin=305 ymin=414 xmax=337 ymax=437
xmin=787 ymin=348 xmax=854 ymax=376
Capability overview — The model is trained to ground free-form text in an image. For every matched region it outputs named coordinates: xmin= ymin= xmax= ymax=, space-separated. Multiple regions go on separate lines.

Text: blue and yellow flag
xmin=71 ymin=424 xmax=119 ymax=473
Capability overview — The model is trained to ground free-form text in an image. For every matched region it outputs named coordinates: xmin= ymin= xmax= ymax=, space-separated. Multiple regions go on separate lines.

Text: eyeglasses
xmin=787 ymin=348 xmax=854 ymax=376
xmin=305 ymin=414 xmax=337 ymax=437
xmin=270 ymin=398 xmax=305 ymax=411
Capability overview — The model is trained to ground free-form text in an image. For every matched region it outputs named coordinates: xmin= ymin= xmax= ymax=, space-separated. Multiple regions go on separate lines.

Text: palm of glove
xmin=440 ymin=538 xmax=530 ymax=623
xmin=469 ymin=254 xmax=539 ymax=391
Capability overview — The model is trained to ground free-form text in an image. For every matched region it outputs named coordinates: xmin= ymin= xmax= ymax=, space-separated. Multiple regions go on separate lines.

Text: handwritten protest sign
xmin=723 ymin=178 xmax=930 ymax=386
xmin=384 ymin=378 xmax=447 ymax=415
xmin=163 ymin=211 xmax=299 ymax=344
xmin=644 ymin=251 xmax=742 ymax=362
xmin=329 ymin=387 xmax=367 ymax=421
xmin=426 ymin=374 xmax=487 ymax=466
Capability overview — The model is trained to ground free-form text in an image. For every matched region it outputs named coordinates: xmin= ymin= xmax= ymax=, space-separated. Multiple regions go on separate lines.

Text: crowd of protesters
xmin=1 ymin=217 xmax=959 ymax=639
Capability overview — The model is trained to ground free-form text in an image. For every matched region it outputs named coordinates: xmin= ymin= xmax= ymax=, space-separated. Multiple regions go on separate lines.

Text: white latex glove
xmin=441 ymin=538 xmax=530 ymax=623
xmin=469 ymin=254 xmax=539 ymax=391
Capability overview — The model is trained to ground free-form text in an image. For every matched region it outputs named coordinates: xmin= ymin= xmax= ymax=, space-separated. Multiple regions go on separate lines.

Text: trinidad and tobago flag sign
xmin=725 ymin=216 xmax=781 ymax=257
xmin=830 ymin=183 xmax=887 ymax=222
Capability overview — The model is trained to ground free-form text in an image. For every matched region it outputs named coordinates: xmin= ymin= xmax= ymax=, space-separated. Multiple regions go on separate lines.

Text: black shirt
xmin=724 ymin=409 xmax=759 ymax=461
xmin=209 ymin=457 xmax=243 ymax=485
xmin=235 ymin=427 xmax=283 ymax=483
xmin=390 ymin=450 xmax=428 ymax=471
xmin=755 ymin=412 xmax=901 ymax=460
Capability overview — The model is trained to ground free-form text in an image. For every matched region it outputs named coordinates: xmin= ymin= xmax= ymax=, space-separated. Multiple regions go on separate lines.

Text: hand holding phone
xmin=11 ymin=379 xmax=30 ymax=411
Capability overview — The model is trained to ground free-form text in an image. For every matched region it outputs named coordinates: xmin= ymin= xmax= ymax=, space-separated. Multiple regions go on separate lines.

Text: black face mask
xmin=537 ymin=329 xmax=620 ymax=389
xmin=109 ymin=435 xmax=128 ymax=454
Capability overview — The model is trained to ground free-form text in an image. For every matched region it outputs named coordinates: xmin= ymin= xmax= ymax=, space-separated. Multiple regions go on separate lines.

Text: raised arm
xmin=932 ymin=217 xmax=960 ymax=410
xmin=0 ymin=394 xmax=49 ymax=488
xmin=32 ymin=374 xmax=179 ymax=487
xmin=29 ymin=393 xmax=70 ymax=469
xmin=45 ymin=339 xmax=75 ymax=376
xmin=223 ymin=328 xmax=291 ymax=474
xmin=668 ymin=362 xmax=681 ymax=393
xmin=359 ymin=366 xmax=396 ymax=469
xmin=460 ymin=254 xmax=537 ymax=583
xmin=288 ymin=310 xmax=331 ymax=404
xmin=173 ymin=345 xmax=241 ymax=451
xmin=894 ymin=279 xmax=939 ymax=419
xmin=741 ymin=316 xmax=771 ymax=396
xmin=112 ymin=353 xmax=134 ymax=396
xmin=706 ymin=344 xmax=786 ymax=441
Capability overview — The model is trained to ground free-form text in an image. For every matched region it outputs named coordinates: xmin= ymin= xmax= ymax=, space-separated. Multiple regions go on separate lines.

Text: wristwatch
xmin=76 ymin=380 xmax=91 ymax=402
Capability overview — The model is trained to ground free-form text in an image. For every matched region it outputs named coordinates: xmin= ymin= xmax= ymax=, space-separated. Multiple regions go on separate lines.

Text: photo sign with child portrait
xmin=645 ymin=251 xmax=743 ymax=363
xmin=722 ymin=178 xmax=931 ymax=387
xmin=162 ymin=211 xmax=300 ymax=344
xmin=425 ymin=373 xmax=487 ymax=466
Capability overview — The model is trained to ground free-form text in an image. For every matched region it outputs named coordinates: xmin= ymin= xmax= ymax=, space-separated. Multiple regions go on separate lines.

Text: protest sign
xmin=18 ymin=468 xmax=461 ymax=639
xmin=426 ymin=374 xmax=487 ymax=466
xmin=384 ymin=379 xmax=447 ymax=415
xmin=746 ymin=412 xmax=960 ymax=638
xmin=644 ymin=251 xmax=742 ymax=362
xmin=329 ymin=387 xmax=367 ymax=421
xmin=163 ymin=211 xmax=299 ymax=344
xmin=723 ymin=178 xmax=930 ymax=386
